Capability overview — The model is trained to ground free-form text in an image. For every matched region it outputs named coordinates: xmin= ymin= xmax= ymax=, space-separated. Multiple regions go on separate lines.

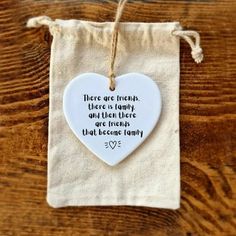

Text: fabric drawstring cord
xmin=172 ymin=30 xmax=204 ymax=63
xmin=27 ymin=15 xmax=54 ymax=28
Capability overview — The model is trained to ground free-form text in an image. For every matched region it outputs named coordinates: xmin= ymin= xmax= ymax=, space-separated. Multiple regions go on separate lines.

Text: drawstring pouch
xmin=27 ymin=1 xmax=203 ymax=209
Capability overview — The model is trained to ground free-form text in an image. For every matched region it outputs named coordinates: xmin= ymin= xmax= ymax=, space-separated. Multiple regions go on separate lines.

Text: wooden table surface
xmin=0 ymin=0 xmax=235 ymax=235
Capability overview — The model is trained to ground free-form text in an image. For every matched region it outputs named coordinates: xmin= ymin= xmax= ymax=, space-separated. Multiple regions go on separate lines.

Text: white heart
xmin=63 ymin=73 xmax=161 ymax=166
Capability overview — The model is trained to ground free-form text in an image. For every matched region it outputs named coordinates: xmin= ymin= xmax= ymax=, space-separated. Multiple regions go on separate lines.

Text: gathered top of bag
xmin=27 ymin=15 xmax=203 ymax=65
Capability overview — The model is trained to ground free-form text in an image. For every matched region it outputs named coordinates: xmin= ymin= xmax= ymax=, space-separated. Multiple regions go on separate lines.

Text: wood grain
xmin=0 ymin=0 xmax=235 ymax=235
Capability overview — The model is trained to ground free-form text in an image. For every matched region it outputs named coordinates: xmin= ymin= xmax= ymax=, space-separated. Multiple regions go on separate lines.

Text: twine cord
xmin=108 ymin=0 xmax=128 ymax=91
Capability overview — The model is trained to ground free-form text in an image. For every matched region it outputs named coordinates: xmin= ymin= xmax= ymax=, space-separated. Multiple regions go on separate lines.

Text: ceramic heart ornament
xmin=63 ymin=73 xmax=161 ymax=166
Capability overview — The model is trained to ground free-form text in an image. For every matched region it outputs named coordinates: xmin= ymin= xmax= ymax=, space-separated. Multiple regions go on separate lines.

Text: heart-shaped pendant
xmin=63 ymin=73 xmax=161 ymax=166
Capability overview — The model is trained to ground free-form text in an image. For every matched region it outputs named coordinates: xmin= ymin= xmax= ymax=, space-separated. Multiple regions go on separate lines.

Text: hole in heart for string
xmin=109 ymin=86 xmax=115 ymax=91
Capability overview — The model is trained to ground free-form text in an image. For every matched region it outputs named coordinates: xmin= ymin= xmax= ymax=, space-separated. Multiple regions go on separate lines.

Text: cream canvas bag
xmin=27 ymin=11 xmax=203 ymax=209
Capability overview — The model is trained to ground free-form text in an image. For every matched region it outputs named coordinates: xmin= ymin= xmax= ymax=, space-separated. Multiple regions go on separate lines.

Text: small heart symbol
xmin=63 ymin=73 xmax=162 ymax=166
xmin=109 ymin=141 xmax=117 ymax=149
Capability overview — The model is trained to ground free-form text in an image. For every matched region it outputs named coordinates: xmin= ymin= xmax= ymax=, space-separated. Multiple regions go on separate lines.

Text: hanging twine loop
xmin=108 ymin=0 xmax=128 ymax=91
